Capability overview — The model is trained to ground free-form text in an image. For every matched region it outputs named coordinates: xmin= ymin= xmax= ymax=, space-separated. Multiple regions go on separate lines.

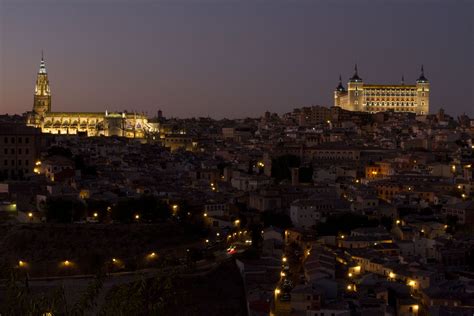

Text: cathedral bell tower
xmin=33 ymin=52 xmax=51 ymax=116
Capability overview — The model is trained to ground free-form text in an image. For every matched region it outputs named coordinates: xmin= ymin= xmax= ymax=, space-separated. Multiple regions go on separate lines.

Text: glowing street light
xmin=93 ymin=212 xmax=98 ymax=218
xmin=274 ymin=288 xmax=281 ymax=295
xmin=348 ymin=272 xmax=353 ymax=277
xmin=282 ymin=257 xmax=287 ymax=263
xmin=134 ymin=214 xmax=140 ymax=220
xmin=18 ymin=260 xmax=26 ymax=268
xmin=28 ymin=212 xmax=33 ymax=218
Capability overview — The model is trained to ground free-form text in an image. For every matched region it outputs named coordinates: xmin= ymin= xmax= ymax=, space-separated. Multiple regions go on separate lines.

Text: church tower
xmin=347 ymin=64 xmax=364 ymax=111
xmin=33 ymin=52 xmax=51 ymax=116
xmin=334 ymin=75 xmax=346 ymax=107
xmin=415 ymin=65 xmax=430 ymax=115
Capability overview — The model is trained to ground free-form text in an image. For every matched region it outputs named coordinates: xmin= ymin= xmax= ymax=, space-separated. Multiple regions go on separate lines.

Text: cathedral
xmin=334 ymin=65 xmax=430 ymax=115
xmin=26 ymin=55 xmax=155 ymax=138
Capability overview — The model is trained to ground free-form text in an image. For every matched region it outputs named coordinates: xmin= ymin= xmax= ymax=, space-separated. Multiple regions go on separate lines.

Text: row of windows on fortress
xmin=355 ymin=88 xmax=425 ymax=95
xmin=351 ymin=91 xmax=427 ymax=97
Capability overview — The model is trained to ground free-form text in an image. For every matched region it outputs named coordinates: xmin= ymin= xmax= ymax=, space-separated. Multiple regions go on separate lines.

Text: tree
xmin=47 ymin=146 xmax=73 ymax=158
xmin=45 ymin=197 xmax=86 ymax=223
xmin=315 ymin=212 xmax=378 ymax=236
xmin=380 ymin=216 xmax=393 ymax=231
xmin=271 ymin=155 xmax=301 ymax=182
xmin=262 ymin=210 xmax=292 ymax=229
xmin=111 ymin=195 xmax=171 ymax=223
xmin=1 ymin=268 xmax=103 ymax=315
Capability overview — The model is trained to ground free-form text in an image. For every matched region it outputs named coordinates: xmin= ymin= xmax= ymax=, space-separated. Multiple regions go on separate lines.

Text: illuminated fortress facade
xmin=26 ymin=55 xmax=155 ymax=138
xmin=334 ymin=65 xmax=430 ymax=115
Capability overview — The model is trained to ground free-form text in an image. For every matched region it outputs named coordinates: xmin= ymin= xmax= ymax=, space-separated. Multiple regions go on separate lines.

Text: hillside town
xmin=1 ymin=105 xmax=474 ymax=315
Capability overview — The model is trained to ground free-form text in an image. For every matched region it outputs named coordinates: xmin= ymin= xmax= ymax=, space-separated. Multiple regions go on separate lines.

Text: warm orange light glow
xmin=135 ymin=214 xmax=140 ymax=220
xmin=28 ymin=212 xmax=33 ymax=218
xmin=93 ymin=212 xmax=98 ymax=218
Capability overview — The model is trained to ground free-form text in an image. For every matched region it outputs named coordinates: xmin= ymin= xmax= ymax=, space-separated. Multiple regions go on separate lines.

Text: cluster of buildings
xmin=1 ymin=56 xmax=474 ymax=315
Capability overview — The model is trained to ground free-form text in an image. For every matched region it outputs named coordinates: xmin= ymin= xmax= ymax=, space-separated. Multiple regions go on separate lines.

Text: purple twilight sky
xmin=0 ymin=0 xmax=473 ymax=118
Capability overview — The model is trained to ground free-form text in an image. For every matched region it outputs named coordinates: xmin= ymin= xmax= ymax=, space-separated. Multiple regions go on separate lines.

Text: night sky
xmin=1 ymin=0 xmax=473 ymax=118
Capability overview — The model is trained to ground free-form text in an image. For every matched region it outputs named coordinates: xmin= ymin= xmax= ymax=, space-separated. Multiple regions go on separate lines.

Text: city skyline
xmin=1 ymin=0 xmax=473 ymax=118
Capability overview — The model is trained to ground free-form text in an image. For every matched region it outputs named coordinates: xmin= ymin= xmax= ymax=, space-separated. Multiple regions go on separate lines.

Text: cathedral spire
xmin=39 ymin=51 xmax=47 ymax=74
xmin=33 ymin=52 xmax=51 ymax=115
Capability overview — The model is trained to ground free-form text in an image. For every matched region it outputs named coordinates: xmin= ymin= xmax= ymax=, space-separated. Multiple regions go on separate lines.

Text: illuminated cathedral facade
xmin=27 ymin=55 xmax=155 ymax=138
xmin=334 ymin=65 xmax=430 ymax=115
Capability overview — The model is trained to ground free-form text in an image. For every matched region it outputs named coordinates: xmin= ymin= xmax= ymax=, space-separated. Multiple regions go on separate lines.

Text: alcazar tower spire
xmin=33 ymin=52 xmax=51 ymax=116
